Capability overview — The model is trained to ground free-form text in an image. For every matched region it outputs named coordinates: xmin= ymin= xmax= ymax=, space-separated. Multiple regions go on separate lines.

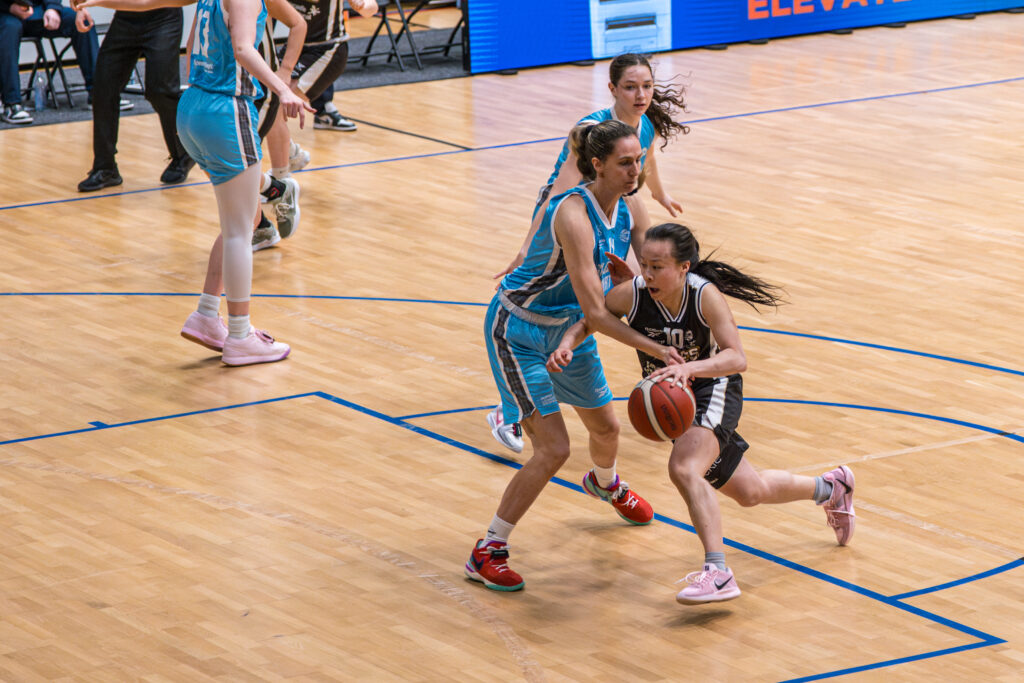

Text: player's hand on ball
xmin=647 ymin=362 xmax=691 ymax=388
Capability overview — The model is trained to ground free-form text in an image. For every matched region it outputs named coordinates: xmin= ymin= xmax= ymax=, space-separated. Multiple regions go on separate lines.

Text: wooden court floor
xmin=2 ymin=11 xmax=1023 ymax=682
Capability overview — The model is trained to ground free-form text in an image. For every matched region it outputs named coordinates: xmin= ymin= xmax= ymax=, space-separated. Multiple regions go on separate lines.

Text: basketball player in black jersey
xmin=548 ymin=223 xmax=856 ymax=605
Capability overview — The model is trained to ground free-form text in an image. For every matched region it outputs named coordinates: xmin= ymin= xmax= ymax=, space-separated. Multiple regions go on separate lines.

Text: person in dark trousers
xmin=0 ymin=0 xmax=99 ymax=124
xmin=77 ymin=7 xmax=194 ymax=191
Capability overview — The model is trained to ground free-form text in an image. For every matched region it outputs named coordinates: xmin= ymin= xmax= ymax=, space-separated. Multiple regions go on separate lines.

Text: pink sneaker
xmin=180 ymin=311 xmax=228 ymax=351
xmin=221 ymin=328 xmax=290 ymax=366
xmin=822 ymin=465 xmax=855 ymax=545
xmin=675 ymin=564 xmax=741 ymax=605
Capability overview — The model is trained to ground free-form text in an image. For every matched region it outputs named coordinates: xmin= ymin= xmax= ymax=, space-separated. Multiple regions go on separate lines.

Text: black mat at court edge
xmin=2 ymin=29 xmax=467 ymax=130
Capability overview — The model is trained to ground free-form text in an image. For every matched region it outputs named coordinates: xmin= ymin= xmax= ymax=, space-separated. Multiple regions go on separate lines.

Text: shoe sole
xmin=221 ymin=347 xmax=291 ymax=366
xmin=181 ymin=330 xmax=224 ymax=352
xmin=78 ymin=180 xmax=123 ymax=192
xmin=313 ymin=124 xmax=357 ymax=131
xmin=252 ymin=234 xmax=282 ymax=252
xmin=464 ymin=566 xmax=524 ymax=592
xmin=675 ymin=587 xmax=741 ymax=605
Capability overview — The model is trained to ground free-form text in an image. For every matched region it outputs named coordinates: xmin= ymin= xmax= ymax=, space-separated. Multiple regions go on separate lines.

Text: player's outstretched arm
xmin=72 ymin=0 xmax=195 ymax=11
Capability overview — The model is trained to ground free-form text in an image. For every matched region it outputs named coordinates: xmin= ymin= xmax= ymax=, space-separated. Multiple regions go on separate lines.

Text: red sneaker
xmin=465 ymin=539 xmax=524 ymax=592
xmin=582 ymin=471 xmax=653 ymax=525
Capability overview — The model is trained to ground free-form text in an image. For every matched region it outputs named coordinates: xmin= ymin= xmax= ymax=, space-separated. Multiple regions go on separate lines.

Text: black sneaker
xmin=160 ymin=154 xmax=196 ymax=185
xmin=2 ymin=104 xmax=33 ymax=125
xmin=77 ymin=167 xmax=123 ymax=192
xmin=313 ymin=110 xmax=357 ymax=131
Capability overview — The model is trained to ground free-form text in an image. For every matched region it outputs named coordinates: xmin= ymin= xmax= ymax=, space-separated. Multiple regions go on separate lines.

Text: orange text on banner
xmin=749 ymin=0 xmax=911 ymax=20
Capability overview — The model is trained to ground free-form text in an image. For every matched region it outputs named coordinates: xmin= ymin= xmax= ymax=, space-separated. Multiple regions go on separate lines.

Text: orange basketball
xmin=627 ymin=378 xmax=696 ymax=442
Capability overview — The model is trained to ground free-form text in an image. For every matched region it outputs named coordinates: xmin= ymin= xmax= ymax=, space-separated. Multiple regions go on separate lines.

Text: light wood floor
xmin=2 ymin=10 xmax=1023 ymax=682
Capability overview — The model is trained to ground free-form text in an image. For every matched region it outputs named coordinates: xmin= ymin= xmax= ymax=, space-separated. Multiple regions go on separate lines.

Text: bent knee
xmin=533 ymin=445 xmax=571 ymax=474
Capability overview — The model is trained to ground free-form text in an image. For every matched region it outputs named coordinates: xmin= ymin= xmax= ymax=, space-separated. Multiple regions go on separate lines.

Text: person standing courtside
xmin=77 ymin=6 xmax=195 ymax=191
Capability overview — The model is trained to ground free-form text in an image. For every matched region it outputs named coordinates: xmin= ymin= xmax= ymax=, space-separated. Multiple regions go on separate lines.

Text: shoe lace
xmin=274 ymin=202 xmax=293 ymax=219
xmin=611 ymin=482 xmax=638 ymax=509
xmin=484 ymin=545 xmax=512 ymax=573
xmin=825 ymin=507 xmax=853 ymax=527
xmin=675 ymin=568 xmax=713 ymax=589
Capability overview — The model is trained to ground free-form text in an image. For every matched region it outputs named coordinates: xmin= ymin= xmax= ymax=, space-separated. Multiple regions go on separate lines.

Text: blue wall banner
xmin=466 ymin=1 xmax=1023 ymax=73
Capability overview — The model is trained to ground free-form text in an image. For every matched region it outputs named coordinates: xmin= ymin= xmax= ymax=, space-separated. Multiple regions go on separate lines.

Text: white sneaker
xmin=288 ymin=141 xmax=310 ymax=172
xmin=486 ymin=406 xmax=523 ymax=453
xmin=268 ymin=177 xmax=300 ymax=239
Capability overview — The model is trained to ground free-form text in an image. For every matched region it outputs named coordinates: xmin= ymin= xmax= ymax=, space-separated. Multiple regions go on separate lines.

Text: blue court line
xmin=5 ymin=291 xmax=1023 ymax=380
xmin=0 ymin=292 xmax=488 ymax=306
xmin=0 ymin=389 xmax=1010 ymax=679
xmin=2 ymin=74 xmax=1020 ymax=213
xmin=890 ymin=558 xmax=1024 ymax=601
xmin=779 ymin=640 xmax=999 ymax=683
xmin=0 ymin=392 xmax=320 ymax=447
xmin=745 ymin=398 xmax=1024 ymax=444
xmin=742 ymin=326 xmax=1024 ymax=378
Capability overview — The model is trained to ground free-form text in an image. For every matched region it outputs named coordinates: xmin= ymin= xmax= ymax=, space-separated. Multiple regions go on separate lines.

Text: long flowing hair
xmin=610 ymin=54 xmax=689 ymax=150
xmin=646 ymin=223 xmax=786 ymax=309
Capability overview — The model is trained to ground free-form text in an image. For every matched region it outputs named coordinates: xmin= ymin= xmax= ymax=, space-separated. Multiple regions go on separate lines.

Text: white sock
xmin=271 ymin=166 xmax=290 ymax=180
xmin=197 ymin=293 xmax=220 ymax=318
xmin=593 ymin=464 xmax=617 ymax=489
xmin=324 ymin=101 xmax=338 ymax=114
xmin=289 ymin=141 xmax=301 ymax=157
xmin=484 ymin=515 xmax=515 ymax=544
xmin=227 ymin=314 xmax=251 ymax=339
xmin=259 ymin=172 xmax=272 ymax=193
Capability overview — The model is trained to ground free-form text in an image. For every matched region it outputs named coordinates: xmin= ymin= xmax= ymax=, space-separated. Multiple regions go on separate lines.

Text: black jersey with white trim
xmin=626 ymin=274 xmax=718 ymax=381
xmin=288 ymin=0 xmax=347 ymax=43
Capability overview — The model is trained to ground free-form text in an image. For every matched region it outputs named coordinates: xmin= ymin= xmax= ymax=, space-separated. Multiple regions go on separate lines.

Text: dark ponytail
xmin=609 ymin=53 xmax=689 ymax=150
xmin=645 ymin=223 xmax=785 ymax=309
xmin=569 ymin=119 xmax=638 ymax=181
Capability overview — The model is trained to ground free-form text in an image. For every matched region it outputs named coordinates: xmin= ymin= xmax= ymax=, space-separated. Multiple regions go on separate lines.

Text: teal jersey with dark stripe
xmin=500 ymin=184 xmax=633 ymax=318
xmin=189 ymin=0 xmax=267 ymax=99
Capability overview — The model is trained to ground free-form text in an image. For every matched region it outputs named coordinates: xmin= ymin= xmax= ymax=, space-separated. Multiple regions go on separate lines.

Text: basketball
xmin=627 ymin=378 xmax=696 ymax=442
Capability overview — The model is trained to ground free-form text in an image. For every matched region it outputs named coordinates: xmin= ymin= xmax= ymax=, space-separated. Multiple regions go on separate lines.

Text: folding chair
xmin=20 ymin=36 xmax=73 ymax=108
xmin=390 ymin=0 xmax=463 ymax=62
xmin=351 ymin=0 xmax=423 ymax=71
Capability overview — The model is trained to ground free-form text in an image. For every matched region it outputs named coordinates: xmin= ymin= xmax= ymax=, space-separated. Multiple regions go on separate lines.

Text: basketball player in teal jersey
xmin=488 ymin=53 xmax=689 ymax=450
xmin=547 ymin=223 xmax=856 ymax=604
xmin=465 ymin=120 xmax=686 ymax=592
xmin=74 ymin=0 xmax=314 ymax=365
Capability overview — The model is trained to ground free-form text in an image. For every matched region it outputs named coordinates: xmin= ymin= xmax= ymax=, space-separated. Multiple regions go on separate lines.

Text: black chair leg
xmin=380 ymin=11 xmax=407 ymax=71
xmin=361 ymin=14 xmax=388 ymax=67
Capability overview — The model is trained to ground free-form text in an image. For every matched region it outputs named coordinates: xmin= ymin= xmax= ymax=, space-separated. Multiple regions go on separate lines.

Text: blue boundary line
xmin=4 ymin=292 xmax=1024 ymax=379
xmin=2 ymin=390 xmax=1012 ymax=680
xmin=2 ymin=74 xmax=1021 ymax=213
xmin=890 ymin=558 xmax=1024 ymax=600
xmin=0 ymin=392 xmax=319 ymax=446
xmin=742 ymin=327 xmax=1024 ymax=378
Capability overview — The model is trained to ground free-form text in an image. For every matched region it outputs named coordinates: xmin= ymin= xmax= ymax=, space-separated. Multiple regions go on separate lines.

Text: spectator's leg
xmin=310 ymin=83 xmax=332 ymax=115
xmin=0 ymin=13 xmax=26 ymax=106
xmin=58 ymin=8 xmax=99 ymax=93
